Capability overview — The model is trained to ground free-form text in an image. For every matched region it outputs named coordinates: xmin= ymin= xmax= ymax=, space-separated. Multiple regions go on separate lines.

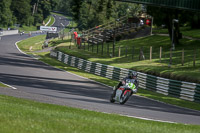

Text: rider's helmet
xmin=130 ymin=71 xmax=137 ymax=79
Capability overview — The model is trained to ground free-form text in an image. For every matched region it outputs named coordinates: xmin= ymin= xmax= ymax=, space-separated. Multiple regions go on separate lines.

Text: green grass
xmin=19 ymin=25 xmax=39 ymax=32
xmin=153 ymin=27 xmax=200 ymax=38
xmin=55 ymin=35 xmax=200 ymax=83
xmin=0 ymin=83 xmax=9 ymax=88
xmin=47 ymin=15 xmax=55 ymax=26
xmin=17 ymin=35 xmax=46 ymax=52
xmin=1 ymin=94 xmax=200 ymax=133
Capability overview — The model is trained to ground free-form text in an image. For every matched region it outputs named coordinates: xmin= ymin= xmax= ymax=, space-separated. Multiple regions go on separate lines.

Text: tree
xmin=70 ymin=0 xmax=83 ymax=21
xmin=56 ymin=0 xmax=72 ymax=15
xmin=11 ymin=0 xmax=32 ymax=25
xmin=0 ymin=0 xmax=13 ymax=27
xmin=116 ymin=2 xmax=142 ymax=18
xmin=147 ymin=6 xmax=181 ymax=46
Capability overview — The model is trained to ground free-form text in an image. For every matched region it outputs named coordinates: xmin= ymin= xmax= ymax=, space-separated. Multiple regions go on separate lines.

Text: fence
xmin=75 ymin=43 xmax=200 ymax=68
xmin=50 ymin=50 xmax=200 ymax=103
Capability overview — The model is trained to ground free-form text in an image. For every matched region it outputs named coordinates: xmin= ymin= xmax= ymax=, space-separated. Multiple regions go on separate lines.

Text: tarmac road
xmin=52 ymin=14 xmax=69 ymax=32
xmin=0 ymin=16 xmax=200 ymax=125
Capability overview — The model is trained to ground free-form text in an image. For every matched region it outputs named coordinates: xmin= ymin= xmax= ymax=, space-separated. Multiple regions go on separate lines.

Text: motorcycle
xmin=110 ymin=79 xmax=137 ymax=105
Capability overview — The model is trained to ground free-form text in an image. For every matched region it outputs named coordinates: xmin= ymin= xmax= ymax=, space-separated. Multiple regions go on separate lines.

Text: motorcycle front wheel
xmin=119 ymin=90 xmax=131 ymax=104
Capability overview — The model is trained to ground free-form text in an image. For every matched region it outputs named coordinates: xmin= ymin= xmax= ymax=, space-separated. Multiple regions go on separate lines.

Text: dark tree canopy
xmin=0 ymin=0 xmax=58 ymax=27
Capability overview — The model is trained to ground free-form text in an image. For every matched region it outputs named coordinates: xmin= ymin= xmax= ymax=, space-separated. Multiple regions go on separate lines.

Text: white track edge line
xmin=0 ymin=81 xmax=17 ymax=90
xmin=101 ymin=111 xmax=177 ymax=124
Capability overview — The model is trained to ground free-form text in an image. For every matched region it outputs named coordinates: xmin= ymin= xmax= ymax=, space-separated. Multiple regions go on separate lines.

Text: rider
xmin=113 ymin=71 xmax=139 ymax=95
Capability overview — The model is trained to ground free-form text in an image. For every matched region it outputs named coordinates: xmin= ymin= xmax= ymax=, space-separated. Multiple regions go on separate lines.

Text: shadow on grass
xmin=49 ymin=39 xmax=71 ymax=47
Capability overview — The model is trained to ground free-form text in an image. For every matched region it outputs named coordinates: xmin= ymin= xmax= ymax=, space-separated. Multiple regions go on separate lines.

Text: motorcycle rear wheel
xmin=110 ymin=92 xmax=115 ymax=103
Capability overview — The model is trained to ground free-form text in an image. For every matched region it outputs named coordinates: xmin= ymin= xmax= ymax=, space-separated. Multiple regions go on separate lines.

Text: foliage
xmin=147 ymin=5 xmax=200 ymax=45
xmin=55 ymin=0 xmax=72 ymax=15
xmin=0 ymin=0 xmax=57 ymax=28
xmin=63 ymin=0 xmax=143 ymax=30
xmin=1 ymin=94 xmax=200 ymax=133
xmin=0 ymin=0 xmax=13 ymax=27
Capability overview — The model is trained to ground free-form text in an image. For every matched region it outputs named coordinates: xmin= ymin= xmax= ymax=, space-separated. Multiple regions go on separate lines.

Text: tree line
xmin=0 ymin=0 xmax=57 ymax=28
xmin=56 ymin=0 xmax=200 ymax=32
xmin=55 ymin=0 xmax=143 ymax=30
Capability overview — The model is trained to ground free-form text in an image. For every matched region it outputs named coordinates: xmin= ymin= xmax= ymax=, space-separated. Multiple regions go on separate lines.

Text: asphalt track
xmin=0 ymin=15 xmax=200 ymax=125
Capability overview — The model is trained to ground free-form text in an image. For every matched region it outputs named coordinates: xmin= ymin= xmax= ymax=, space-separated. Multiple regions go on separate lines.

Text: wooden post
xmin=101 ymin=41 xmax=104 ymax=56
xmin=193 ymin=49 xmax=196 ymax=67
xmin=84 ymin=41 xmax=85 ymax=50
xmin=160 ymin=47 xmax=162 ymax=62
xmin=182 ymin=49 xmax=184 ymax=66
xmin=170 ymin=48 xmax=172 ymax=66
xmin=132 ymin=46 xmax=134 ymax=60
xmin=97 ymin=43 xmax=99 ymax=54
xmin=107 ymin=43 xmax=109 ymax=56
xmin=118 ymin=46 xmax=121 ymax=57
xmin=70 ymin=34 xmax=72 ymax=49
xmin=139 ymin=47 xmax=145 ymax=60
xmin=126 ymin=46 xmax=128 ymax=58
xmin=150 ymin=46 xmax=152 ymax=61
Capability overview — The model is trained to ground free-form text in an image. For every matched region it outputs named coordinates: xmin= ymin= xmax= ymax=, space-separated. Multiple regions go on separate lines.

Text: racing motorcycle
xmin=110 ymin=79 xmax=137 ymax=105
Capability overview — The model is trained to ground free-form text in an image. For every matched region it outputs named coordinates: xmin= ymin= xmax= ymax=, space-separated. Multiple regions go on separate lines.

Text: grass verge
xmin=0 ymin=83 xmax=9 ymax=88
xmin=0 ymin=94 xmax=200 ymax=133
xmin=153 ymin=27 xmax=200 ymax=38
xmin=47 ymin=15 xmax=55 ymax=26
xmin=17 ymin=35 xmax=46 ymax=52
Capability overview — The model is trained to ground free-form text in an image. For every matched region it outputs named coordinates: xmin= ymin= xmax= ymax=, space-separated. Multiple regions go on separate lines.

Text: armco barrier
xmin=2 ymin=30 xmax=19 ymax=36
xmin=50 ymin=50 xmax=200 ymax=103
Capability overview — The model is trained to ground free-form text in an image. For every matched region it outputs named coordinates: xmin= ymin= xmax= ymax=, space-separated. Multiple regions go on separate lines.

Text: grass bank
xmin=55 ymin=35 xmax=200 ymax=83
xmin=1 ymin=95 xmax=200 ymax=133
xmin=46 ymin=15 xmax=55 ymax=26
xmin=17 ymin=35 xmax=46 ymax=52
xmin=0 ymin=83 xmax=9 ymax=88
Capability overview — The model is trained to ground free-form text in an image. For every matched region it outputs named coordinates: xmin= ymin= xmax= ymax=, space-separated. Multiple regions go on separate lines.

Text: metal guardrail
xmin=50 ymin=50 xmax=200 ymax=103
